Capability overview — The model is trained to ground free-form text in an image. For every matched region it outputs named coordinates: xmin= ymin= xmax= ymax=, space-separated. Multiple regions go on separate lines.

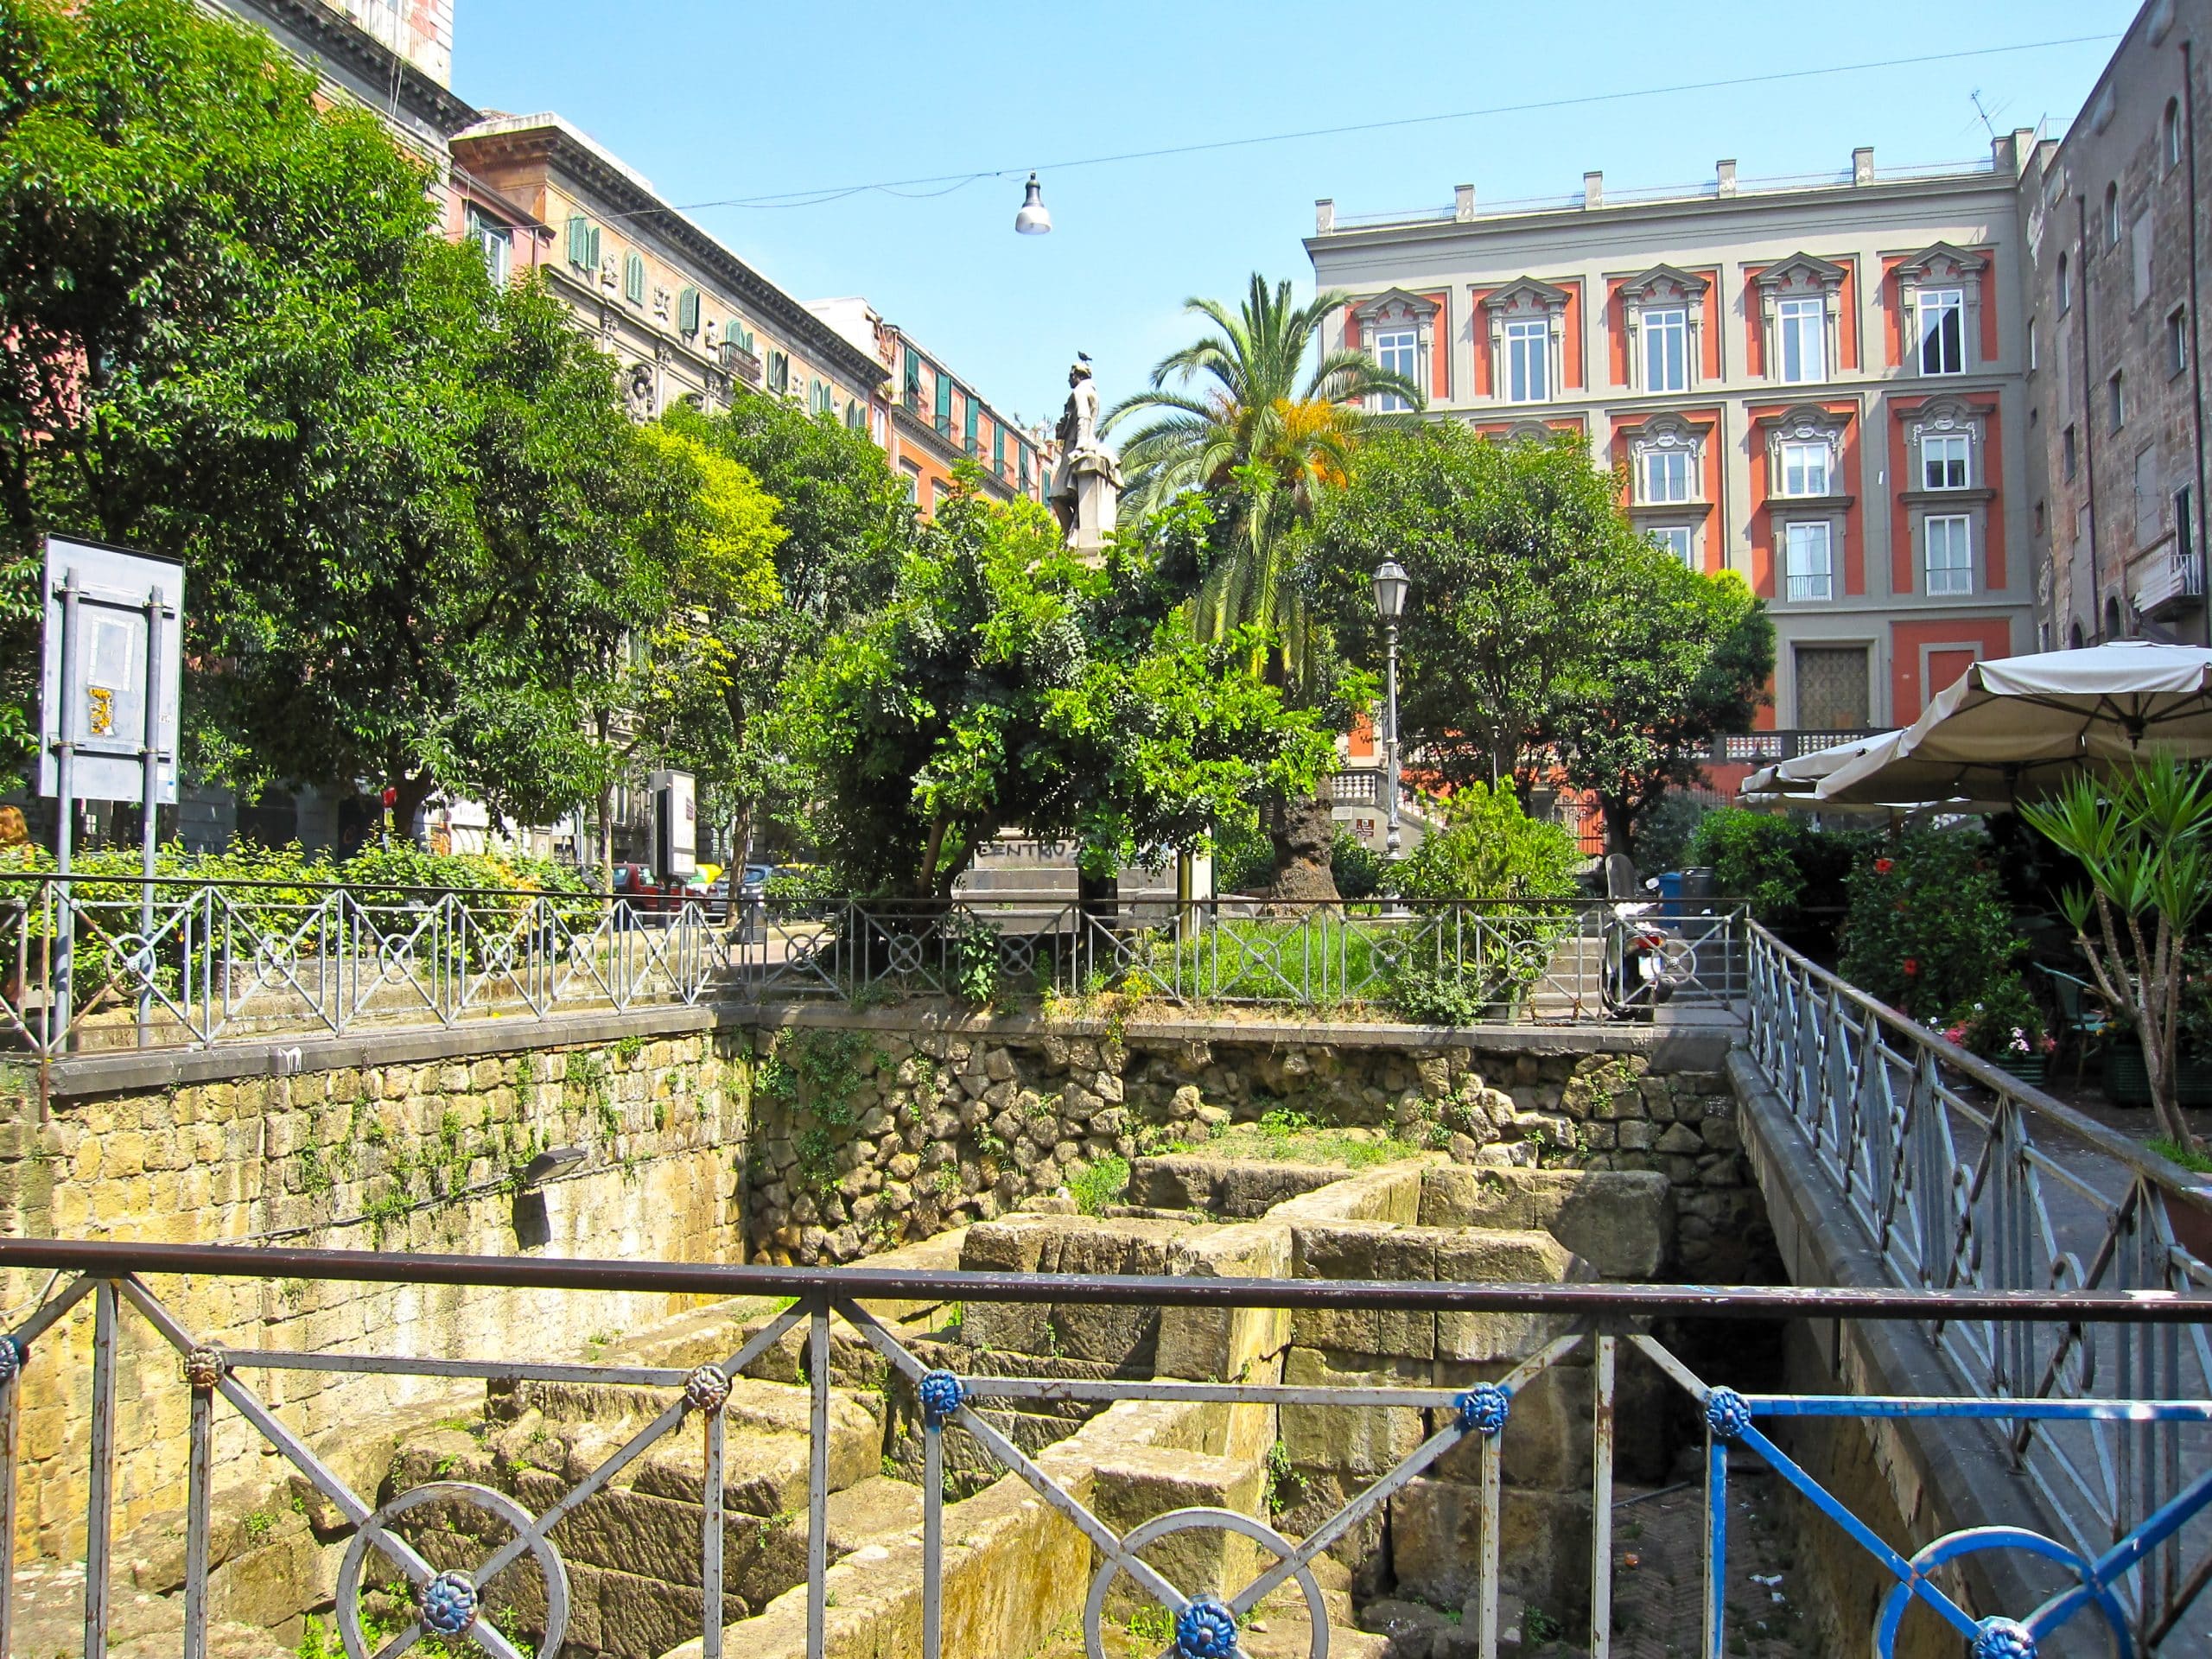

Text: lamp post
xmin=1370 ymin=559 xmax=1410 ymax=860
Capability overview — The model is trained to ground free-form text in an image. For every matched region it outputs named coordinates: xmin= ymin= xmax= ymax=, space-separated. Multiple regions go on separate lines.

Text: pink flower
xmin=1874 ymin=857 xmax=1894 ymax=875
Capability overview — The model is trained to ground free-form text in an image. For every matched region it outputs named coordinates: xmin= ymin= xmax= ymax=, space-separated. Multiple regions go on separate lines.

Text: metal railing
xmin=735 ymin=894 xmax=1750 ymax=1020
xmin=0 ymin=1242 xmax=2203 ymax=1659
xmin=1745 ymin=923 xmax=2212 ymax=1641
xmin=0 ymin=874 xmax=730 ymax=1058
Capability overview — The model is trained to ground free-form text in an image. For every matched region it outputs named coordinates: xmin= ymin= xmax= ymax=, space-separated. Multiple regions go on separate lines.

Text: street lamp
xmin=1370 ymin=559 xmax=1410 ymax=858
xmin=1014 ymin=174 xmax=1052 ymax=235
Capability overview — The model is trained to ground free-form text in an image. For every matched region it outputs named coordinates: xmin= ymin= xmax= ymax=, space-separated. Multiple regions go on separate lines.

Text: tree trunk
xmin=1601 ymin=796 xmax=1637 ymax=859
xmin=386 ymin=767 xmax=436 ymax=849
xmin=1262 ymin=784 xmax=1340 ymax=906
xmin=595 ymin=779 xmax=616 ymax=892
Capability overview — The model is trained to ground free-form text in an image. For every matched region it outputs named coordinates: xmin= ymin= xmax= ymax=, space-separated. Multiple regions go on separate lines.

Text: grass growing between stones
xmin=1199 ymin=1109 xmax=1427 ymax=1170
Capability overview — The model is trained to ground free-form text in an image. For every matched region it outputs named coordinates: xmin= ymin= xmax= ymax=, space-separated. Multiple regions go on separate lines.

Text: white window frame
xmin=2169 ymin=307 xmax=2190 ymax=378
xmin=1643 ymin=306 xmax=1688 ymax=393
xmin=1783 ymin=520 xmax=1834 ymax=601
xmin=466 ymin=207 xmax=512 ymax=287
xmin=1922 ymin=432 xmax=1970 ymax=491
xmin=1917 ymin=287 xmax=1965 ymax=375
xmin=1651 ymin=525 xmax=1695 ymax=567
xmin=1504 ymin=319 xmax=1549 ymax=403
xmin=1777 ymin=439 xmax=1831 ymax=499
xmin=1373 ymin=327 xmax=1419 ymax=411
xmin=1640 ymin=448 xmax=1694 ymax=505
xmin=1777 ymin=296 xmax=1825 ymax=384
xmin=1925 ymin=514 xmax=1974 ymax=594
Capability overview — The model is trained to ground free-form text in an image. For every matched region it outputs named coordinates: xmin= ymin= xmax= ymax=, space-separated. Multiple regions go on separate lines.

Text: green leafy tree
xmin=657 ymin=397 xmax=912 ymax=866
xmin=1839 ymin=825 xmax=2026 ymax=1030
xmin=1392 ymin=781 xmax=1582 ymax=902
xmin=1106 ymin=276 xmax=1415 ymax=900
xmin=776 ymin=474 xmax=1332 ymax=899
xmin=1307 ymin=427 xmax=1637 ymax=793
xmin=2021 ymin=759 xmax=2212 ymax=1148
xmin=1543 ymin=558 xmax=1774 ymax=854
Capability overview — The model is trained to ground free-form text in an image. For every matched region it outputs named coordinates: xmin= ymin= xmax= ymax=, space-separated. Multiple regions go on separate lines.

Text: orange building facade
xmin=1309 ymin=143 xmax=2042 ymax=772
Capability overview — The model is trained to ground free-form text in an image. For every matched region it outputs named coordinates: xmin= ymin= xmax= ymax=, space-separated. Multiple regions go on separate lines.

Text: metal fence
xmin=0 ymin=874 xmax=730 ymax=1058
xmin=1745 ymin=924 xmax=2212 ymax=1643
xmin=0 ymin=1243 xmax=2203 ymax=1659
xmin=735 ymin=894 xmax=1749 ymax=1021
xmin=2 ymin=879 xmax=1751 ymax=1055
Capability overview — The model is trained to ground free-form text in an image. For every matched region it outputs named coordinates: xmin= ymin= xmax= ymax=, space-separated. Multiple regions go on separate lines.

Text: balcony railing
xmin=0 ymin=1240 xmax=2203 ymax=1659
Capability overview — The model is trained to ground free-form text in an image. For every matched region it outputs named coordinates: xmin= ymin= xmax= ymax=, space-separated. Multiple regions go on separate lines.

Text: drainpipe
xmin=2077 ymin=194 xmax=2105 ymax=637
xmin=2185 ymin=41 xmax=2210 ymax=642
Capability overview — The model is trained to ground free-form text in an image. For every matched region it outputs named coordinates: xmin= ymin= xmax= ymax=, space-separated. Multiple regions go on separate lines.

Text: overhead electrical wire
xmin=607 ymin=29 xmax=2118 ymax=220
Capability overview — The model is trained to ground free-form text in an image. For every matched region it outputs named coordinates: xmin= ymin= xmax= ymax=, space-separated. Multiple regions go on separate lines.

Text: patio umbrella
xmin=1815 ymin=640 xmax=2212 ymax=807
xmin=1739 ymin=731 xmax=1900 ymax=804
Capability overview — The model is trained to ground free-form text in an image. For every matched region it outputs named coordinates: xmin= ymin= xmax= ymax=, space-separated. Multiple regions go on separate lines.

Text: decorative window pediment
xmin=1903 ymin=397 xmax=1983 ymax=491
xmin=1482 ymin=276 xmax=1572 ymax=320
xmin=1894 ymin=242 xmax=1986 ymax=286
xmin=1351 ymin=288 xmax=1441 ymax=327
xmin=1753 ymin=253 xmax=1848 ymax=298
xmin=1621 ymin=411 xmax=1709 ymax=507
xmin=1619 ymin=264 xmax=1710 ymax=306
xmin=1896 ymin=245 xmax=1984 ymax=376
xmin=1759 ymin=404 xmax=1848 ymax=499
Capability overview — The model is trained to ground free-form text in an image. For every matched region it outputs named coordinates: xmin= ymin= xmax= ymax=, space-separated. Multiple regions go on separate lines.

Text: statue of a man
xmin=1055 ymin=354 xmax=1102 ymax=456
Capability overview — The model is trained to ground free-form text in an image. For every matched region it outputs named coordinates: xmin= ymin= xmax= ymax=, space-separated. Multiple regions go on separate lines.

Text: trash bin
xmin=1654 ymin=869 xmax=1686 ymax=919
xmin=1681 ymin=867 xmax=1716 ymax=901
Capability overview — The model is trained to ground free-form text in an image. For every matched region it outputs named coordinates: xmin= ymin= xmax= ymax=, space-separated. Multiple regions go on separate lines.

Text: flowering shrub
xmin=1684 ymin=809 xmax=1869 ymax=940
xmin=1941 ymin=974 xmax=2053 ymax=1065
xmin=1839 ymin=825 xmax=2026 ymax=1023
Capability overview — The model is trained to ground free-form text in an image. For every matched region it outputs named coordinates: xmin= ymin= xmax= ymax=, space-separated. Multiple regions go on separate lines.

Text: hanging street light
xmin=1014 ymin=173 xmax=1052 ymax=235
xmin=1370 ymin=559 xmax=1411 ymax=858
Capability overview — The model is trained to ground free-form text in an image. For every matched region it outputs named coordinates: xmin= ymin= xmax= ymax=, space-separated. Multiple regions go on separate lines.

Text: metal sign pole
xmin=51 ymin=573 xmax=79 ymax=1045
xmin=136 ymin=588 xmax=165 ymax=1044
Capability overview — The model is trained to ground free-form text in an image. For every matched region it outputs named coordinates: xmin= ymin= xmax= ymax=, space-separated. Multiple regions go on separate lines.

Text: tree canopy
xmin=777 ymin=475 xmax=1334 ymax=899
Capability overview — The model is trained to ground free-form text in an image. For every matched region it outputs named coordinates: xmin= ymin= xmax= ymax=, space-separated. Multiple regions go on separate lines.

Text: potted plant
xmin=2022 ymin=758 xmax=2212 ymax=1155
xmin=1943 ymin=975 xmax=2057 ymax=1087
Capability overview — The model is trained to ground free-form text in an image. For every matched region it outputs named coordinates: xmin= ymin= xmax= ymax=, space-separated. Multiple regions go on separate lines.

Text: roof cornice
xmin=454 ymin=122 xmax=887 ymax=391
xmin=231 ymin=0 xmax=477 ymax=135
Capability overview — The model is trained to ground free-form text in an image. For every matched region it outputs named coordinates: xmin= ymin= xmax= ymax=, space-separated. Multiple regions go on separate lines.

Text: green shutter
xmin=624 ymin=251 xmax=645 ymax=306
xmin=566 ymin=214 xmax=589 ymax=268
xmin=964 ymin=400 xmax=979 ymax=457
xmin=994 ymin=425 xmax=1006 ymax=474
xmin=934 ymin=373 xmax=951 ymax=433
xmin=1019 ymin=448 xmax=1030 ymax=491
xmin=905 ymin=353 xmax=922 ymax=406
xmin=677 ymin=286 xmax=700 ymax=335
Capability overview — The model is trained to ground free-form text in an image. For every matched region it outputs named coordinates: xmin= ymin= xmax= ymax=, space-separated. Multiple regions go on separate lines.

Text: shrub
xmin=1395 ymin=781 xmax=1580 ymax=901
xmin=1211 ymin=816 xmax=1274 ymax=893
xmin=1331 ymin=830 xmax=1387 ymax=901
xmin=1839 ymin=825 xmax=2025 ymax=1024
xmin=1687 ymin=808 xmax=1866 ymax=937
xmin=1067 ymin=1155 xmax=1128 ymax=1216
xmin=1386 ymin=963 xmax=1487 ymax=1026
xmin=1941 ymin=974 xmax=2052 ymax=1065
xmin=1630 ymin=791 xmax=1713 ymax=877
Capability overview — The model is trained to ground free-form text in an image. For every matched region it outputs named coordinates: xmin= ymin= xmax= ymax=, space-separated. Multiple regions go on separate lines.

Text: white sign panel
xmin=651 ymin=769 xmax=696 ymax=878
xmin=38 ymin=537 xmax=185 ymax=804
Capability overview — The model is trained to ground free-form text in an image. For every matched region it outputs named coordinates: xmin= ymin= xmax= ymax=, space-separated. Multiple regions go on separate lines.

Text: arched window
xmin=2105 ymin=182 xmax=2121 ymax=249
xmin=2056 ymin=251 xmax=2071 ymax=315
xmin=2104 ymin=594 xmax=2123 ymax=639
xmin=2069 ymin=620 xmax=2085 ymax=650
xmin=2166 ymin=99 xmax=2183 ymax=169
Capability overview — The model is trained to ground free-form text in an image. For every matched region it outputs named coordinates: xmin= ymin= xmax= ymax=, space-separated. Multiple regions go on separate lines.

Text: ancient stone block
xmin=1389 ymin=1477 xmax=1592 ymax=1626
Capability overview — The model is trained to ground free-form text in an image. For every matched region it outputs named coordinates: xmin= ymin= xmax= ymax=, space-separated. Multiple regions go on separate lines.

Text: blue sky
xmin=454 ymin=3 xmax=2132 ymax=430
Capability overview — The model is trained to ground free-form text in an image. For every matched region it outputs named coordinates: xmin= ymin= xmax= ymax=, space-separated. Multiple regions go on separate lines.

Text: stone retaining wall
xmin=0 ymin=1018 xmax=748 ymax=1560
xmin=743 ymin=1016 xmax=1762 ymax=1280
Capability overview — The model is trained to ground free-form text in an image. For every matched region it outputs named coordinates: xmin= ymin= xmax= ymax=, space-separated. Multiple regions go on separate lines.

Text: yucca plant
xmin=2020 ymin=757 xmax=2212 ymax=1149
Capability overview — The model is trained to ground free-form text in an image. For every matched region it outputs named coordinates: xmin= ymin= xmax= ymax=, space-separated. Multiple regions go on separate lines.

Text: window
xmin=1640 ymin=448 xmax=1694 ymax=504
xmin=2135 ymin=448 xmax=2162 ymax=544
xmin=1651 ymin=525 xmax=1695 ymax=566
xmin=564 ymin=213 xmax=600 ymax=272
xmin=903 ymin=352 xmax=924 ymax=408
xmin=809 ymin=378 xmax=828 ymax=416
xmin=677 ymin=286 xmax=701 ymax=337
xmin=994 ymin=424 xmax=1007 ymax=477
xmin=2170 ymin=307 xmax=2190 ymax=377
xmin=2133 ymin=213 xmax=2154 ymax=305
xmin=899 ymin=462 xmax=920 ymax=505
xmin=1778 ymin=439 xmax=1830 ymax=498
xmin=2057 ymin=252 xmax=2071 ymax=315
xmin=1019 ymin=448 xmax=1031 ymax=493
xmin=1783 ymin=520 xmax=1834 ymax=601
xmin=1373 ymin=328 xmax=1418 ymax=410
xmin=2109 ymin=371 xmax=2126 ymax=433
xmin=1643 ymin=306 xmax=1688 ymax=392
xmin=1917 ymin=288 xmax=1965 ymax=375
xmin=1923 ymin=432 xmax=1970 ymax=490
xmin=2167 ymin=99 xmax=2183 ymax=170
xmin=2105 ymin=182 xmax=2120 ymax=250
xmin=767 ymin=350 xmax=789 ymax=396
xmin=2178 ymin=486 xmax=2196 ymax=575
xmin=934 ymin=373 xmax=953 ymax=435
xmin=466 ymin=207 xmax=512 ymax=286
xmin=1925 ymin=515 xmax=1974 ymax=594
xmin=2029 ymin=323 xmax=2038 ymax=372
xmin=2063 ymin=423 xmax=2079 ymax=482
xmin=1504 ymin=319 xmax=1548 ymax=402
xmin=846 ymin=400 xmax=867 ymax=434
xmin=963 ymin=398 xmax=980 ymax=458
xmin=1777 ymin=296 xmax=1825 ymax=383
xmin=623 ymin=251 xmax=646 ymax=307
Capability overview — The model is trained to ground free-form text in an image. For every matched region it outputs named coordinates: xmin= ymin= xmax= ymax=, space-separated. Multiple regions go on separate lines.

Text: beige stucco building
xmin=1307 ymin=140 xmax=2043 ymax=749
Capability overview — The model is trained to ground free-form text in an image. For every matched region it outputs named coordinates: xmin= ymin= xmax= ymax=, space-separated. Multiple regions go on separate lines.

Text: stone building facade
xmin=807 ymin=299 xmax=1051 ymax=518
xmin=1306 ymin=141 xmax=2043 ymax=741
xmin=2017 ymin=0 xmax=2211 ymax=648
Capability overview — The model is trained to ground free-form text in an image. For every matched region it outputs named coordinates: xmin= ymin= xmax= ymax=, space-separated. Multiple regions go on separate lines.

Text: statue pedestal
xmin=1054 ymin=451 xmax=1122 ymax=559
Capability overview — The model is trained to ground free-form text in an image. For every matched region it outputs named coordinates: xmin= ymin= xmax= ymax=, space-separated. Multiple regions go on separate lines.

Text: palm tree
xmin=1105 ymin=275 xmax=1421 ymax=899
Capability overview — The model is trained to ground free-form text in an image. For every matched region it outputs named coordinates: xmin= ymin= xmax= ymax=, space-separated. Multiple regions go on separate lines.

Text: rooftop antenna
xmin=1970 ymin=89 xmax=2000 ymax=142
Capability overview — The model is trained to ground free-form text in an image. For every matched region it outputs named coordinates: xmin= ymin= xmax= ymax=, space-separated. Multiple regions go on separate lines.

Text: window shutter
xmin=964 ymin=400 xmax=979 ymax=457
xmin=624 ymin=252 xmax=645 ymax=306
xmin=677 ymin=286 xmax=701 ymax=335
xmin=935 ymin=373 xmax=952 ymax=432
xmin=566 ymin=214 xmax=589 ymax=268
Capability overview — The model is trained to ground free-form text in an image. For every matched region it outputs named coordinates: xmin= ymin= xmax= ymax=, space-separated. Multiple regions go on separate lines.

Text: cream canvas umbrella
xmin=1739 ymin=731 xmax=1899 ymax=804
xmin=1815 ymin=640 xmax=2212 ymax=808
